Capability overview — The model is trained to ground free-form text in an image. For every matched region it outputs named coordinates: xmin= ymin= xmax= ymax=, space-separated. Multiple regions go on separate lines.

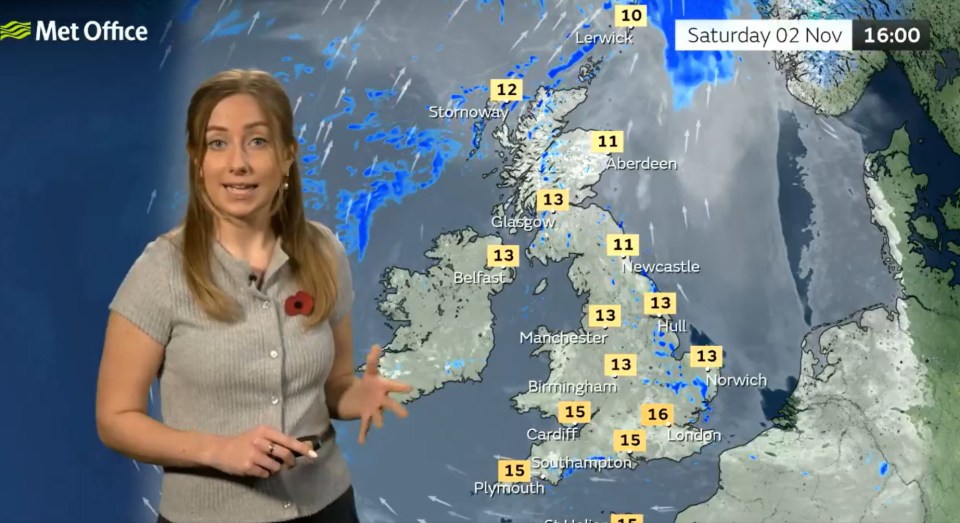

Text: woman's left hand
xmin=339 ymin=345 xmax=413 ymax=444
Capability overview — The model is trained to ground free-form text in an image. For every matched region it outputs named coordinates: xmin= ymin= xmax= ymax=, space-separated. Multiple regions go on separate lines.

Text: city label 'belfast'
xmin=33 ymin=20 xmax=148 ymax=41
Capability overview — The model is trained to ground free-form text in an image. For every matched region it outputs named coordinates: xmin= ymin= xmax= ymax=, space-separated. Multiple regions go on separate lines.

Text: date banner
xmin=674 ymin=19 xmax=930 ymax=52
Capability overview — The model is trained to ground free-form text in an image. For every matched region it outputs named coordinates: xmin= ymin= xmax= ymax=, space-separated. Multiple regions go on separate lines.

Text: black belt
xmin=296 ymin=424 xmax=336 ymax=456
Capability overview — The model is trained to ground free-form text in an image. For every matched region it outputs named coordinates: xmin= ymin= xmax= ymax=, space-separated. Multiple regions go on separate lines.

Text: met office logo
xmin=0 ymin=20 xmax=149 ymax=42
xmin=0 ymin=20 xmax=31 ymax=40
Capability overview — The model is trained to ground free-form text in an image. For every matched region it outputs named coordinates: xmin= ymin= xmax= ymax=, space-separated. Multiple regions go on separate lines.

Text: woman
xmin=96 ymin=69 xmax=412 ymax=523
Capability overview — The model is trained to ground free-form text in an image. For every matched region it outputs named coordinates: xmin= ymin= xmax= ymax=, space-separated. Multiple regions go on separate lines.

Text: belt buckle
xmin=296 ymin=426 xmax=335 ymax=457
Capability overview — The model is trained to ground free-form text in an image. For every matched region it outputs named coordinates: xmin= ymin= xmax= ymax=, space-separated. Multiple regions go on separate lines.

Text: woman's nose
xmin=228 ymin=144 xmax=250 ymax=173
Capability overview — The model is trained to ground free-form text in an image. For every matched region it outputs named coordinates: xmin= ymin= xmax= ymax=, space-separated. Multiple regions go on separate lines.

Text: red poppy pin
xmin=284 ymin=291 xmax=314 ymax=316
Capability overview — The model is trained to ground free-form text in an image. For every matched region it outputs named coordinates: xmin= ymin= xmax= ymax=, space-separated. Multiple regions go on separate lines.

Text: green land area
xmin=894 ymin=0 xmax=960 ymax=155
xmin=867 ymin=126 xmax=960 ymax=521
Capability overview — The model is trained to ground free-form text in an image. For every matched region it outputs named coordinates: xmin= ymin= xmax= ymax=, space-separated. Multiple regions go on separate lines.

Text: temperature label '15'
xmin=497 ymin=459 xmax=531 ymax=482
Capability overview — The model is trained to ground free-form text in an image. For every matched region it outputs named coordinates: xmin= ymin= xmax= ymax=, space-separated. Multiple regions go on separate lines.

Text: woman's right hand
xmin=207 ymin=425 xmax=317 ymax=478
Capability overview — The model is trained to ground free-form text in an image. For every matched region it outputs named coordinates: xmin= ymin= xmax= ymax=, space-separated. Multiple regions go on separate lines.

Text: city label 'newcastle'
xmin=36 ymin=20 xmax=148 ymax=42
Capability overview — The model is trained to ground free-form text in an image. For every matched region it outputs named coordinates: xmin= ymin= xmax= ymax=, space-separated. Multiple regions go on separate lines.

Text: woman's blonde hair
xmin=174 ymin=68 xmax=339 ymax=328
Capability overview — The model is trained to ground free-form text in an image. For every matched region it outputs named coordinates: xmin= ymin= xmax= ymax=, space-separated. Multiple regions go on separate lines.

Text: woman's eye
xmin=251 ymin=137 xmax=268 ymax=146
xmin=208 ymin=139 xmax=225 ymax=148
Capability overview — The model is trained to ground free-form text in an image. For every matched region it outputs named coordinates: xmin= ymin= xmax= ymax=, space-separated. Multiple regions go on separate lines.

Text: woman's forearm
xmin=325 ymin=374 xmax=360 ymax=420
xmin=98 ymin=411 xmax=222 ymax=468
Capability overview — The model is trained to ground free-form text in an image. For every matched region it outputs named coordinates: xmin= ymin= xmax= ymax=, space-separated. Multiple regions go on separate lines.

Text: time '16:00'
xmin=863 ymin=25 xmax=921 ymax=44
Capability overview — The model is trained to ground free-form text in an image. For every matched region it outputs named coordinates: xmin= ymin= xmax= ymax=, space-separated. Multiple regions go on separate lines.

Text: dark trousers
xmin=157 ymin=485 xmax=360 ymax=523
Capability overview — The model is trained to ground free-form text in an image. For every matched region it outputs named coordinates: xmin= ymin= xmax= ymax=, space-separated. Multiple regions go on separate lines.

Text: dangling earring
xmin=282 ymin=172 xmax=289 ymax=190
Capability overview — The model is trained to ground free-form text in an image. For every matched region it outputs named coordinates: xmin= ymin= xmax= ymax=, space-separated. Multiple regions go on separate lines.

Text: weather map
xmin=141 ymin=0 xmax=960 ymax=521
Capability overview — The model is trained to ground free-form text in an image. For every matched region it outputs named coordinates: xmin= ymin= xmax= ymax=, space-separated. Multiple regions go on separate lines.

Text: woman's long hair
xmin=175 ymin=68 xmax=339 ymax=328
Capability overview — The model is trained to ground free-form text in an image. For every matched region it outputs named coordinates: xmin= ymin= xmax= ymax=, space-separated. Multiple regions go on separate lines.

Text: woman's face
xmin=200 ymin=93 xmax=292 ymax=223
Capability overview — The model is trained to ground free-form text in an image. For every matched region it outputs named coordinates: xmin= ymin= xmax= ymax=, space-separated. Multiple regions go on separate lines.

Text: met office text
xmin=35 ymin=20 xmax=148 ymax=42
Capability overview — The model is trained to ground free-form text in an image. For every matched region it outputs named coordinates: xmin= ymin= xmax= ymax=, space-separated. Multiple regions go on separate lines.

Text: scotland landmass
xmin=492 ymin=85 xmax=718 ymax=484
xmin=370 ymin=228 xmax=515 ymax=402
xmin=678 ymin=125 xmax=960 ymax=522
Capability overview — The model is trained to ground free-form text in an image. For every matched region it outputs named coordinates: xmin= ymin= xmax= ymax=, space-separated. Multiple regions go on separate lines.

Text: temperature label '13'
xmin=536 ymin=188 xmax=570 ymax=211
xmin=588 ymin=304 xmax=621 ymax=328
xmin=643 ymin=292 xmax=676 ymax=315
xmin=604 ymin=353 xmax=638 ymax=377
xmin=486 ymin=244 xmax=520 ymax=267
xmin=690 ymin=345 xmax=723 ymax=368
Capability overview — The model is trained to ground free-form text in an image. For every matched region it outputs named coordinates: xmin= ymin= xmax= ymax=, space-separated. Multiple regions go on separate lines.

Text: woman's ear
xmin=285 ymin=145 xmax=296 ymax=173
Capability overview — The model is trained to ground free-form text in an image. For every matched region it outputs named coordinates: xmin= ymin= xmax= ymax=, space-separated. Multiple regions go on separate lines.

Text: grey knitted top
xmin=109 ymin=222 xmax=354 ymax=523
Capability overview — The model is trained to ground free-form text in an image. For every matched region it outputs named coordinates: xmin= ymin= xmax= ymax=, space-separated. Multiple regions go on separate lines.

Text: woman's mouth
xmin=223 ymin=183 xmax=259 ymax=194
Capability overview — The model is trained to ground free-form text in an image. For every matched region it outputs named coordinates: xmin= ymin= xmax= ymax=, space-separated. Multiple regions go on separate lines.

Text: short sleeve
xmin=109 ymin=238 xmax=174 ymax=345
xmin=329 ymin=236 xmax=355 ymax=325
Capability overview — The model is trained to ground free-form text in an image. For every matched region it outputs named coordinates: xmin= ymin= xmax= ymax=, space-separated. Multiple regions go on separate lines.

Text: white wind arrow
xmin=391 ymin=66 xmax=406 ymax=90
xmin=428 ymin=495 xmax=452 ymax=507
xmin=447 ymin=0 xmax=469 ymax=25
xmin=379 ymin=497 xmax=398 ymax=516
xmin=395 ymin=78 xmax=411 ymax=105
xmin=366 ymin=0 xmax=381 ymax=20
xmin=159 ymin=19 xmax=172 ymax=44
xmin=552 ymin=11 xmax=567 ymax=30
xmin=346 ymin=56 xmax=358 ymax=79
xmin=533 ymin=12 xmax=547 ymax=32
xmin=510 ymin=30 xmax=529 ymax=51
xmin=159 ymin=44 xmax=171 ymax=71
xmin=321 ymin=141 xmax=333 ymax=169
